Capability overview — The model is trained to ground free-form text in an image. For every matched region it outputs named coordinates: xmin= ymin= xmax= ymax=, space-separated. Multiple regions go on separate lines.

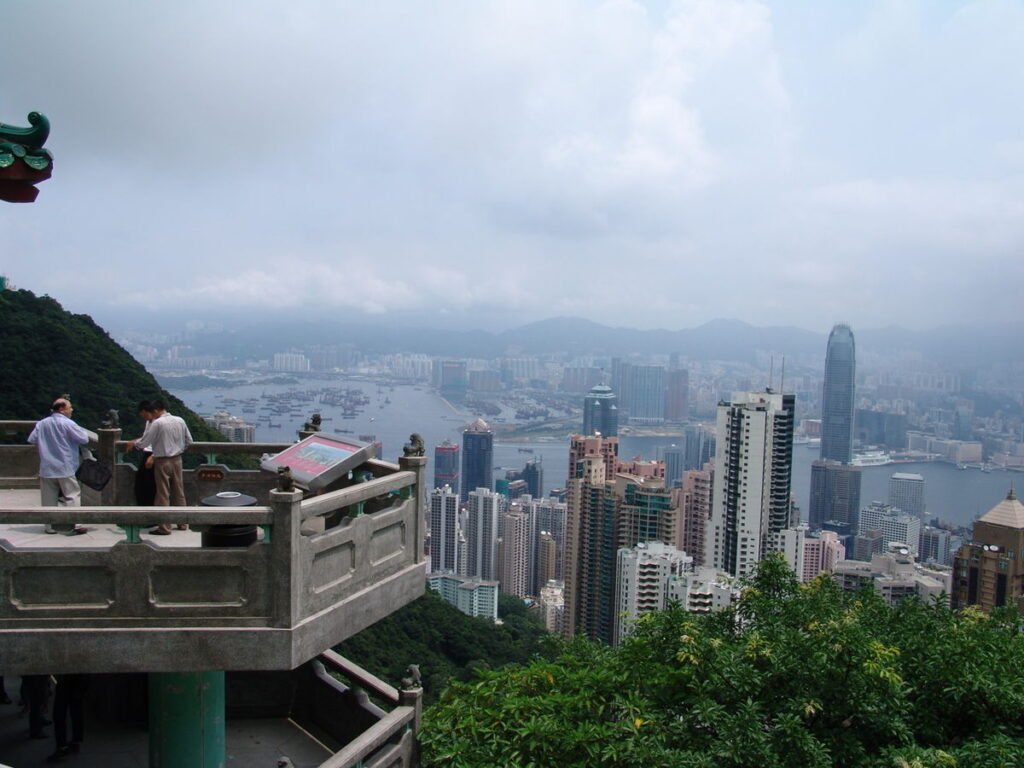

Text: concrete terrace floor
xmin=0 ymin=688 xmax=333 ymax=768
xmin=0 ymin=489 xmax=333 ymax=767
xmin=0 ymin=488 xmax=206 ymax=549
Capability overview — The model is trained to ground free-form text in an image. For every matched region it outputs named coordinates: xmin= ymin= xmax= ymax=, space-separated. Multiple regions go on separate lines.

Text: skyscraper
xmin=614 ymin=541 xmax=692 ymax=645
xmin=582 ymin=384 xmax=619 ymax=437
xmin=461 ymin=418 xmax=493 ymax=503
xmin=428 ymin=485 xmax=460 ymax=574
xmin=628 ymin=365 xmax=666 ymax=425
xmin=820 ymin=324 xmax=856 ymax=464
xmin=888 ymin=473 xmax=925 ymax=519
xmin=499 ymin=506 xmax=531 ymax=598
xmin=706 ymin=391 xmax=795 ymax=578
xmin=663 ymin=368 xmax=689 ymax=423
xmin=465 ymin=487 xmax=501 ymax=580
xmin=953 ymin=489 xmax=1024 ymax=612
xmin=810 ymin=324 xmax=861 ymax=530
xmin=433 ymin=440 xmax=460 ymax=495
xmin=809 ymin=460 xmax=862 ymax=531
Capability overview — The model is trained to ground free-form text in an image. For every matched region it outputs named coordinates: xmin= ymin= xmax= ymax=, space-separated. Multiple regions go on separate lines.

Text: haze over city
xmin=4 ymin=1 xmax=1024 ymax=332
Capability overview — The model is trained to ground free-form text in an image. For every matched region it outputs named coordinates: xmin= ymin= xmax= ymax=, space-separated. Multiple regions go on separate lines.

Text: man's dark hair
xmin=138 ymin=399 xmax=159 ymax=413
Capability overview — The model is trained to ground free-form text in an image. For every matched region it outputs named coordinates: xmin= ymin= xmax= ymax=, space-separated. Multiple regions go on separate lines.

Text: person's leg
xmin=40 ymin=478 xmax=63 ymax=533
xmin=68 ymin=675 xmax=87 ymax=747
xmin=52 ymin=677 xmax=69 ymax=749
xmin=55 ymin=477 xmax=81 ymax=507
xmin=24 ymin=675 xmax=49 ymax=738
xmin=50 ymin=477 xmax=83 ymax=535
xmin=150 ymin=459 xmax=173 ymax=534
xmin=169 ymin=457 xmax=188 ymax=528
xmin=153 ymin=459 xmax=171 ymax=506
xmin=169 ymin=457 xmax=186 ymax=507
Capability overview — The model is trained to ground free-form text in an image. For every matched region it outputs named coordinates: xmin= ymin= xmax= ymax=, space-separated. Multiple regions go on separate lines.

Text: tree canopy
xmin=422 ymin=556 xmax=1024 ymax=768
xmin=336 ymin=589 xmax=550 ymax=705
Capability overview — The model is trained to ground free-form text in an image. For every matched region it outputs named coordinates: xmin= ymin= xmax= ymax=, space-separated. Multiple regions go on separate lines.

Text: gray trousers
xmin=40 ymin=475 xmax=81 ymax=532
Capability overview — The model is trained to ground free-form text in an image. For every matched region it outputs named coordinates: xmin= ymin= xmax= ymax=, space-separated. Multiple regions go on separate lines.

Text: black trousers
xmin=23 ymin=675 xmax=49 ymax=736
xmin=53 ymin=674 xmax=88 ymax=748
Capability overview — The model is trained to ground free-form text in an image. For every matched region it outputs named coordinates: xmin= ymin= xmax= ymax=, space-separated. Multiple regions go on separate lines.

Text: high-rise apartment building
xmin=536 ymin=532 xmax=557 ymax=588
xmin=524 ymin=495 xmax=567 ymax=587
xmin=663 ymin=445 xmax=684 ymax=489
xmin=681 ymin=462 xmax=713 ymax=567
xmin=569 ymin=434 xmax=619 ymax=480
xmin=428 ymin=485 xmax=460 ymax=574
xmin=919 ymin=525 xmax=951 ymax=566
xmin=628 ymin=365 xmax=666 ymax=425
xmin=858 ymin=501 xmax=921 ymax=556
xmin=664 ymin=368 xmax=689 ymax=423
xmin=564 ymin=450 xmax=616 ymax=642
xmin=683 ymin=424 xmax=715 ymax=471
xmin=464 ymin=487 xmax=501 ymax=580
xmin=888 ymin=473 xmax=925 ymax=519
xmin=427 ymin=573 xmax=499 ymax=621
xmin=706 ymin=390 xmax=795 ymax=578
xmin=802 ymin=530 xmax=845 ymax=582
xmin=614 ymin=541 xmax=692 ymax=644
xmin=820 ymin=324 xmax=856 ymax=464
xmin=564 ymin=435 xmax=679 ymax=643
xmin=461 ymin=418 xmax=493 ymax=502
xmin=520 ymin=459 xmax=543 ymax=498
xmin=614 ymin=475 xmax=680 ymax=554
xmin=499 ymin=507 xmax=531 ymax=598
xmin=438 ymin=360 xmax=468 ymax=403
xmin=433 ymin=440 xmax=460 ymax=495
xmin=953 ymin=489 xmax=1024 ymax=612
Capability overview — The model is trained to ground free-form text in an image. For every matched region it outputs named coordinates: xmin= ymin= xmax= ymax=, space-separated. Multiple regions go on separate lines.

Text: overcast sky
xmin=2 ymin=1 xmax=1023 ymax=333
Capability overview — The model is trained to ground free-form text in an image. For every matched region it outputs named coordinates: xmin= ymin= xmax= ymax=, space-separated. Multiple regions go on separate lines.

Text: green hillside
xmin=0 ymin=288 xmax=223 ymax=441
xmin=336 ymin=589 xmax=551 ymax=704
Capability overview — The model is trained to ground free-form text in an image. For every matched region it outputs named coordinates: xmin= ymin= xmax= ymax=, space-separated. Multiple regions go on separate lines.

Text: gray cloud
xmin=2 ymin=0 xmax=1023 ymax=332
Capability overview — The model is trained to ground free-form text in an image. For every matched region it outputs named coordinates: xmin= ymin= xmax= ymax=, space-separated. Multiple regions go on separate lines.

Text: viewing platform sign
xmin=261 ymin=434 xmax=376 ymax=490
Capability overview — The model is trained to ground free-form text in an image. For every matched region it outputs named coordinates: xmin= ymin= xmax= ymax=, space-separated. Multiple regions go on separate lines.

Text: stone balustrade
xmin=0 ymin=420 xmax=427 ymax=676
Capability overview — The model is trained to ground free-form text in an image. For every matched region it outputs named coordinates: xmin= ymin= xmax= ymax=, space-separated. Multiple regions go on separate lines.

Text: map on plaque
xmin=261 ymin=434 xmax=377 ymax=490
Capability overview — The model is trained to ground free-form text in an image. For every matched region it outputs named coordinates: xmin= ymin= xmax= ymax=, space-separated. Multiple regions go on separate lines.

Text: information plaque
xmin=260 ymin=434 xmax=377 ymax=491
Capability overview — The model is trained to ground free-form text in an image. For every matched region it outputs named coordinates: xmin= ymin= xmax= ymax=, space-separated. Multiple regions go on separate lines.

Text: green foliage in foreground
xmin=336 ymin=589 xmax=551 ymax=705
xmin=422 ymin=556 xmax=1024 ymax=768
xmin=0 ymin=289 xmax=223 ymax=441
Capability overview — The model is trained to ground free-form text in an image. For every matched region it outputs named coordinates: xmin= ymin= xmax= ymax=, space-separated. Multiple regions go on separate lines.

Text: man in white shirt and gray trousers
xmin=128 ymin=399 xmax=194 ymax=535
xmin=28 ymin=396 xmax=91 ymax=534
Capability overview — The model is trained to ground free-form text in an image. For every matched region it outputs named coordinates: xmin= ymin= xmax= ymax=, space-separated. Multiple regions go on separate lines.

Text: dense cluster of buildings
xmin=420 ymin=321 xmax=1024 ymax=642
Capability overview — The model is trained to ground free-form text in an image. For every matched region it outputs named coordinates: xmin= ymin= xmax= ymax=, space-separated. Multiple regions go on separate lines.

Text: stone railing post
xmin=269 ymin=488 xmax=304 ymax=628
xmin=97 ymin=427 xmax=121 ymax=506
xmin=398 ymin=455 xmax=426 ymax=564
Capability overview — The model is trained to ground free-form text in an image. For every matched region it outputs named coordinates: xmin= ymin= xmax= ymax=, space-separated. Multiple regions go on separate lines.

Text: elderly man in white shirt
xmin=28 ymin=396 xmax=90 ymax=534
xmin=128 ymin=399 xmax=193 ymax=535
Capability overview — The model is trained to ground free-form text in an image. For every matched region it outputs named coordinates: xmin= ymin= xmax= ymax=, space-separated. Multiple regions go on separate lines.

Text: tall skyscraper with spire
xmin=820 ymin=324 xmax=856 ymax=464
xmin=810 ymin=324 xmax=861 ymax=534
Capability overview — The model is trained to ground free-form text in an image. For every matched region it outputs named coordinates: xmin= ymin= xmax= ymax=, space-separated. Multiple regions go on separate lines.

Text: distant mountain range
xmin=162 ymin=313 xmax=1024 ymax=370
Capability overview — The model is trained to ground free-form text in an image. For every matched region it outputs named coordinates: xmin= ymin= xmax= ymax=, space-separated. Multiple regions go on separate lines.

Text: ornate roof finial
xmin=1009 ymin=483 xmax=1017 ymax=501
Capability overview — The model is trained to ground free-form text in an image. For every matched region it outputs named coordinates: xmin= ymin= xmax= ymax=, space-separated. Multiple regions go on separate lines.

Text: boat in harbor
xmin=851 ymin=450 xmax=893 ymax=467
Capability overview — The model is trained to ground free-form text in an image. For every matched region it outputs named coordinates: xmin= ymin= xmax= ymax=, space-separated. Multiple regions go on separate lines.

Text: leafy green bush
xmin=422 ymin=556 xmax=1024 ymax=768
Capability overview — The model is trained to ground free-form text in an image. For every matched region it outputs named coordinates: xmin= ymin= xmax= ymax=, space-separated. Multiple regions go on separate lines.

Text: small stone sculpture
xmin=400 ymin=664 xmax=422 ymax=690
xmin=101 ymin=409 xmax=120 ymax=428
xmin=303 ymin=413 xmax=322 ymax=432
xmin=403 ymin=433 xmax=425 ymax=457
xmin=277 ymin=466 xmax=294 ymax=492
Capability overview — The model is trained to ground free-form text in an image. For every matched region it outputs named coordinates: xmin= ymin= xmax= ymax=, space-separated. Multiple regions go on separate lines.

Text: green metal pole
xmin=149 ymin=671 xmax=225 ymax=768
